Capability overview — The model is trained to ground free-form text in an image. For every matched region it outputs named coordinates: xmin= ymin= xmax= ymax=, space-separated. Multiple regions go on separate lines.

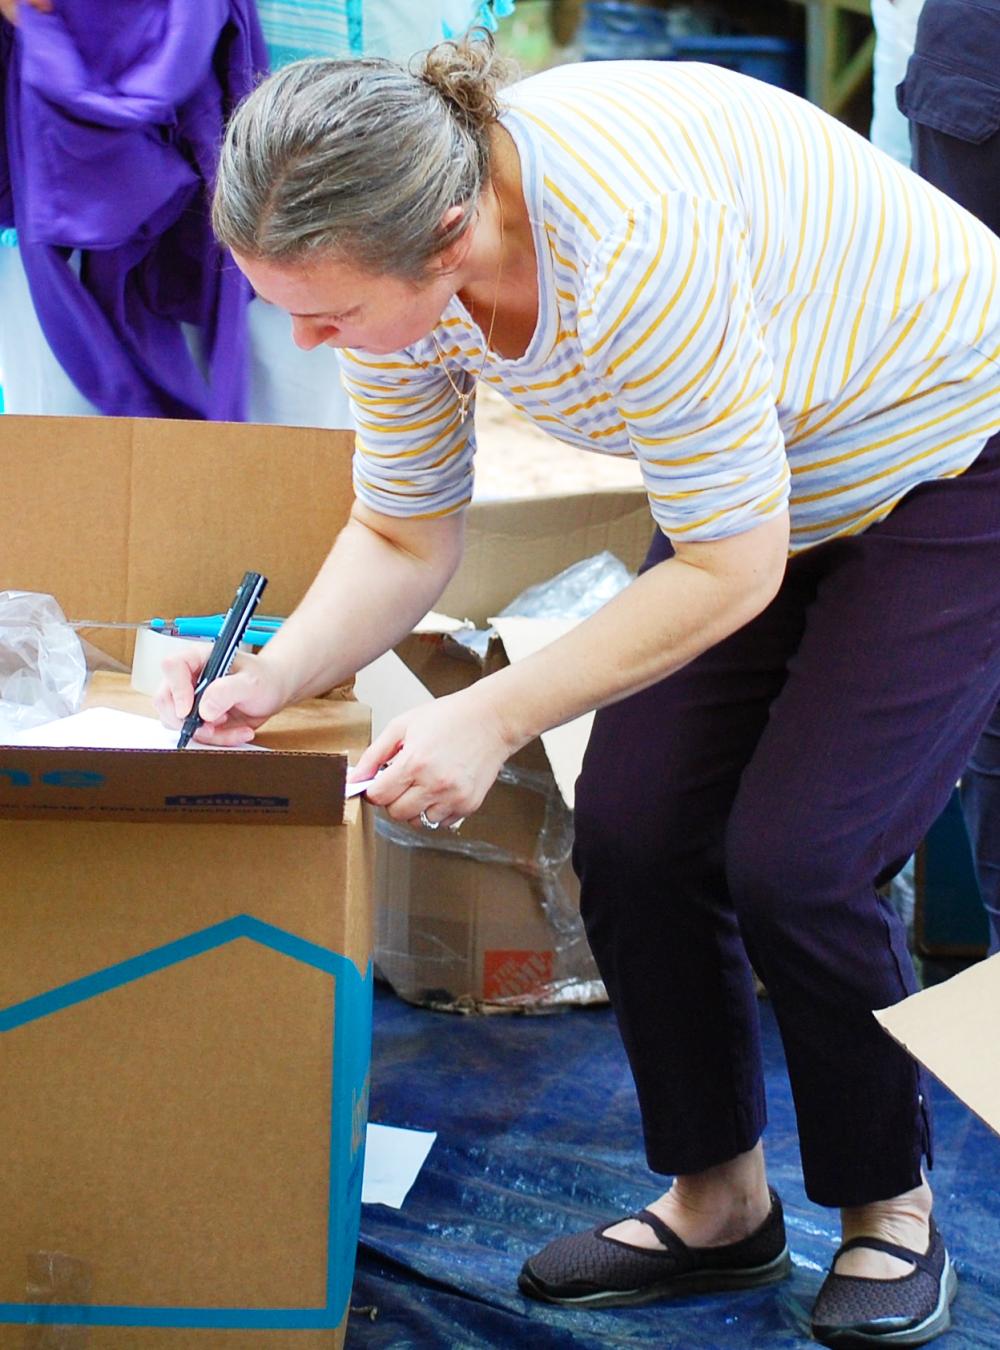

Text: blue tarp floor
xmin=349 ymin=981 xmax=1000 ymax=1349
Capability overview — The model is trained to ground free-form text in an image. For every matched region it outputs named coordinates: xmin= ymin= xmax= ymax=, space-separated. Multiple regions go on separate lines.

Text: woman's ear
xmin=428 ymin=203 xmax=473 ymax=276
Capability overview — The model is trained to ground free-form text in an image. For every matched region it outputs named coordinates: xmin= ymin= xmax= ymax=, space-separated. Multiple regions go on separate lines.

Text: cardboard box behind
xmin=374 ymin=488 xmax=654 ymax=1012
xmin=0 ymin=416 xmax=369 ymax=1348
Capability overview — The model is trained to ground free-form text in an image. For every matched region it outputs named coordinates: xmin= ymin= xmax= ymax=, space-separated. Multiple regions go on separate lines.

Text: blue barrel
xmin=581 ymin=2 xmax=673 ymax=61
xmin=670 ymin=35 xmax=805 ymax=95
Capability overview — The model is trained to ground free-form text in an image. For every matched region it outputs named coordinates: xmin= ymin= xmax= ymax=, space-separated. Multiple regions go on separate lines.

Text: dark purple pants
xmin=573 ymin=430 xmax=1000 ymax=1208
xmin=901 ymin=0 xmax=1000 ymax=954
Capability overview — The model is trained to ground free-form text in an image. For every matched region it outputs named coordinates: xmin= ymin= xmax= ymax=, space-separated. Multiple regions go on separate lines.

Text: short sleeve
xmin=577 ymin=193 xmax=790 ymax=542
xmin=337 ymin=345 xmax=475 ymax=520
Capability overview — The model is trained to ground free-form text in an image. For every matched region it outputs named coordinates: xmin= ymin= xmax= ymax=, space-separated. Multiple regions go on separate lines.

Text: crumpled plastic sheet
xmin=0 ymin=590 xmax=87 ymax=736
xmin=456 ymin=550 xmax=633 ymax=660
xmin=350 ymin=982 xmax=1000 ymax=1348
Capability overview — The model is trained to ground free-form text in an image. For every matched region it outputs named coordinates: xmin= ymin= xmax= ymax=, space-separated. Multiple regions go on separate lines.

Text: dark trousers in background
xmin=902 ymin=0 xmax=1000 ymax=954
xmin=573 ymin=430 xmax=1000 ymax=1209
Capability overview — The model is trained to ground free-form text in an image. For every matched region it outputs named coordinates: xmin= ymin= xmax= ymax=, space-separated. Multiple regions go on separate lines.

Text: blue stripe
xmin=0 ymin=915 xmax=340 ymax=1031
xmin=0 ymin=1306 xmax=345 ymax=1330
xmin=0 ymin=916 xmax=373 ymax=1331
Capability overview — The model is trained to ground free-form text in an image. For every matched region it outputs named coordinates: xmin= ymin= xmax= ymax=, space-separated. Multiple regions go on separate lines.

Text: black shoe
xmin=811 ymin=1219 xmax=957 ymax=1347
xmin=518 ymin=1187 xmax=791 ymax=1309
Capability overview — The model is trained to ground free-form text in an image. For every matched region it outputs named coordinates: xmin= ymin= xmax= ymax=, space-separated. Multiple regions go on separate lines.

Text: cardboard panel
xmin=0 ymin=744 xmax=346 ymax=825
xmin=0 ymin=419 xmax=370 ymax=1347
xmin=124 ymin=419 xmax=354 ymax=626
xmin=0 ymin=416 xmax=135 ymax=632
xmin=437 ymin=487 xmax=653 ymax=624
xmin=0 ymin=415 xmax=355 ymax=664
xmin=1 ymin=942 xmax=333 ymax=1308
xmin=876 ymin=953 xmax=1000 ymax=1136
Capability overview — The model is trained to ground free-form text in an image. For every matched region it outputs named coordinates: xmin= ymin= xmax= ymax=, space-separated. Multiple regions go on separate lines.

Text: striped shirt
xmin=340 ymin=60 xmax=1000 ymax=551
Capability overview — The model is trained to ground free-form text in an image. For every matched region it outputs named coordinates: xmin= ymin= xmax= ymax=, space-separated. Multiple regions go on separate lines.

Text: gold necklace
xmin=432 ymin=190 xmax=505 ymax=423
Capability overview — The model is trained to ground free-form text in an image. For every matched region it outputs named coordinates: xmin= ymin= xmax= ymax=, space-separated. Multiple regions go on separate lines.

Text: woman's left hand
xmin=350 ymin=689 xmax=514 ymax=828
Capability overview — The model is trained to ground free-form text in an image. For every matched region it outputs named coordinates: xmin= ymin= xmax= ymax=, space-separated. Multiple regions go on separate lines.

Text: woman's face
xmin=232 ymin=250 xmax=458 ymax=356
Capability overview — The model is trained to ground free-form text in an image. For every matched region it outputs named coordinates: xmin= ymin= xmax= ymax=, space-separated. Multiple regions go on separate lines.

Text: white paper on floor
xmin=362 ymin=1122 xmax=437 ymax=1208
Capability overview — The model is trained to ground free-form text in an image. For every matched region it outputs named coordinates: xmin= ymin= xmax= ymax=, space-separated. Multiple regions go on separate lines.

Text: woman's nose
xmin=291 ymin=317 xmax=337 ymax=350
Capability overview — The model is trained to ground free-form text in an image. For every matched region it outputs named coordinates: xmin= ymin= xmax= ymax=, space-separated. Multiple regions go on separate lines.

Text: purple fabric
xmin=0 ymin=0 xmax=268 ymax=418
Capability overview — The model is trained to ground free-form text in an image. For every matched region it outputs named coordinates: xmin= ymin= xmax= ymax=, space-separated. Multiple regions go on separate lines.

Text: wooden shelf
xmin=784 ymin=0 xmax=874 ymax=118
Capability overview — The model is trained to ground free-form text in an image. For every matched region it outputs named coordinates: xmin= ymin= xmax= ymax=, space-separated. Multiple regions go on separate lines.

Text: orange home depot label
xmin=483 ymin=949 xmax=555 ymax=1001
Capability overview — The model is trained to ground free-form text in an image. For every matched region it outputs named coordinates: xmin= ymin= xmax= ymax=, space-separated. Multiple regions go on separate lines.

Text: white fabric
xmin=0 ymin=245 xmax=353 ymax=426
xmin=247 ymin=297 xmax=353 ymax=428
xmin=0 ymin=245 xmax=99 ymax=415
xmin=870 ymin=0 xmax=926 ymax=165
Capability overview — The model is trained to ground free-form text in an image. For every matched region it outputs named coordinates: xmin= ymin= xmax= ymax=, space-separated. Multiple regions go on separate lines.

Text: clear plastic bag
xmin=456 ymin=551 xmax=634 ymax=659
xmin=0 ymin=591 xmax=87 ymax=737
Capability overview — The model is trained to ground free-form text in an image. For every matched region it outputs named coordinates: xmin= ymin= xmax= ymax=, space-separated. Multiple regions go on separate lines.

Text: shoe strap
xmin=632 ymin=1208 xmax=690 ymax=1258
xmin=834 ymin=1229 xmax=936 ymax=1277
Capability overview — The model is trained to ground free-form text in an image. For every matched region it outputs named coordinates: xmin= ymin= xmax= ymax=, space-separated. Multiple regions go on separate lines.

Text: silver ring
xmin=448 ymin=817 xmax=465 ymax=833
xmin=419 ymin=810 xmax=440 ymax=831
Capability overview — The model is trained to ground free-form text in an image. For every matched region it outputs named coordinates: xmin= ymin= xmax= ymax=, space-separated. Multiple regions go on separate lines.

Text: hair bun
xmin=420 ymin=30 xmax=513 ymax=134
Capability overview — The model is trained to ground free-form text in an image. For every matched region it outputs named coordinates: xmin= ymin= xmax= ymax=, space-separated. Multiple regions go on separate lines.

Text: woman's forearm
xmin=472 ymin=512 xmax=791 ymax=756
xmin=255 ymin=504 xmax=465 ymax=703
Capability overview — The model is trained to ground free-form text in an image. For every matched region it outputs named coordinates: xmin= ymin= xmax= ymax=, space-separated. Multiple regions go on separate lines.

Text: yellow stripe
xmin=743 ymin=110 xmax=772 ymax=293
xmin=797 ymin=128 xmax=860 ymax=417
xmin=355 ymin=411 xmax=463 ymax=461
xmin=560 ymin=390 xmax=613 ymax=416
xmin=545 ymin=176 xmax=601 ymax=242
xmin=354 ymin=493 xmax=471 ymax=522
xmin=518 ymin=108 xmax=627 ymax=214
xmin=634 ymin=448 xmax=717 ymax=468
xmin=970 ymin=226 xmax=999 ymax=349
xmin=646 ymin=498 xmax=749 ymax=534
xmin=354 ymin=400 xmax=457 ymax=438
xmin=791 ymin=430 xmax=988 ymax=505
xmin=578 ymin=212 xmax=636 ymax=321
xmin=510 ymin=362 xmax=584 ymax=393
xmin=621 ymin=290 xmax=747 ymax=419
xmin=609 ymin=204 xmax=722 ymax=381
xmin=589 ymin=421 xmax=628 ymax=440
xmin=774 ymin=118 xmax=815 ymax=406
xmin=634 ymin=69 xmax=738 ymax=202
xmin=582 ymin=202 xmax=671 ymax=361
xmin=840 ymin=187 xmax=888 ymax=389
xmin=536 ymin=95 xmax=662 ymax=197
xmin=791 ymin=380 xmax=1000 ymax=479
xmin=631 ymin=380 xmax=772 ymax=449
xmin=622 ymin=292 xmax=752 ymax=422
xmin=344 ymin=352 xmax=431 ymax=372
xmin=544 ymin=227 xmax=580 ymax=274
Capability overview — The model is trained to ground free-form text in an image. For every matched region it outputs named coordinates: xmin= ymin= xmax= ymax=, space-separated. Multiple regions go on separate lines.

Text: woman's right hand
xmin=154 ymin=648 xmax=291 ymax=746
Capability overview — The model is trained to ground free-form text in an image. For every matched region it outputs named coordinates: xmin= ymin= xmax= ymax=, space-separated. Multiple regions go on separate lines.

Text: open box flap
xmin=489 ymin=616 xmax=591 ymax=809
xmin=875 ymin=953 xmax=1000 ymax=1136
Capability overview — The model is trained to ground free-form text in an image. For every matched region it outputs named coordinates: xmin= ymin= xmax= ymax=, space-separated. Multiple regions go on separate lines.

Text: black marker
xmin=176 ymin=571 xmax=268 ymax=749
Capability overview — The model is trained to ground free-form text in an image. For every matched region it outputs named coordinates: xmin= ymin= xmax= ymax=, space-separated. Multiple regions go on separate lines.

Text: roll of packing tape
xmin=130 ymin=626 xmax=214 ymax=697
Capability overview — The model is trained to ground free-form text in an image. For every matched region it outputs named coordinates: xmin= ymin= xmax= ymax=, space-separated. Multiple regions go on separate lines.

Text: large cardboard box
xmin=0 ymin=416 xmax=370 ymax=1348
xmin=372 ymin=488 xmax=654 ymax=1012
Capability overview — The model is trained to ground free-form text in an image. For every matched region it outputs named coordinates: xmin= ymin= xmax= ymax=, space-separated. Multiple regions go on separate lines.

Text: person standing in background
xmin=898 ymin=0 xmax=1000 ymax=953
xmin=870 ymin=0 xmax=924 ymax=163
xmin=258 ymin=0 xmax=514 ymax=70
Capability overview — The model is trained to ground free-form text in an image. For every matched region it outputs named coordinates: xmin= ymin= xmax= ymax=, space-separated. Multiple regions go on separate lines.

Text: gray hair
xmin=212 ymin=34 xmax=513 ymax=280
